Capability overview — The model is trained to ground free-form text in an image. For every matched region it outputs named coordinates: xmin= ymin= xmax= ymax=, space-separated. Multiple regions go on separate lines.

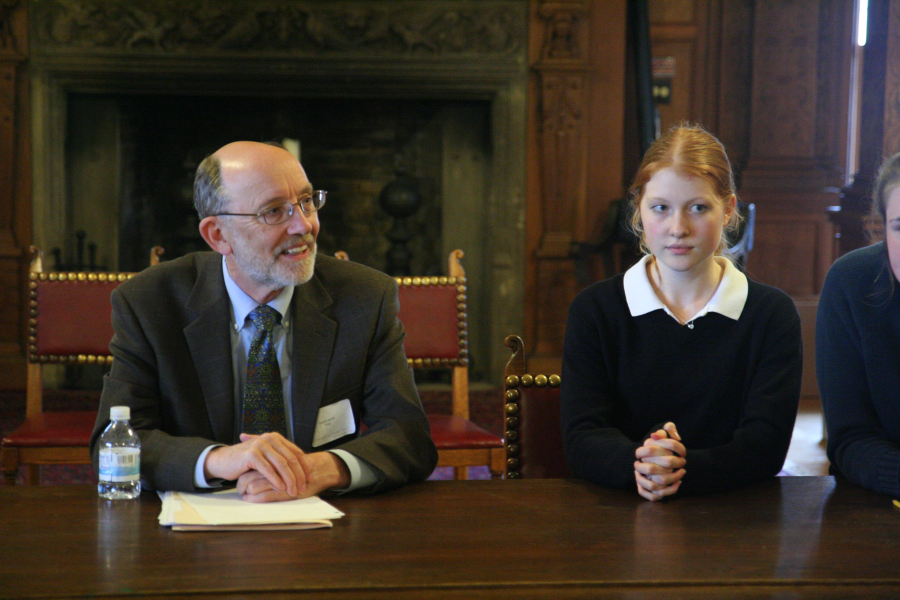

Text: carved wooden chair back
xmin=1 ymin=245 xmax=162 ymax=485
xmin=397 ymin=250 xmax=504 ymax=479
xmin=336 ymin=249 xmax=504 ymax=479
xmin=503 ymin=335 xmax=568 ymax=479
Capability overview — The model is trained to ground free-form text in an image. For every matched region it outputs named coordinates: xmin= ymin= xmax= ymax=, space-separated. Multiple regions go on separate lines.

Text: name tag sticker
xmin=312 ymin=399 xmax=356 ymax=447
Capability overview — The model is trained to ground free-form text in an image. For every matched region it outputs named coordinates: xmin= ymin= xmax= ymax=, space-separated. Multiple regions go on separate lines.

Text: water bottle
xmin=97 ymin=406 xmax=141 ymax=500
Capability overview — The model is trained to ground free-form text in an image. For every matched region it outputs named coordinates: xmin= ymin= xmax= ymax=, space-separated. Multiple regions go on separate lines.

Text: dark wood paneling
xmin=650 ymin=39 xmax=695 ymax=128
xmin=649 ymin=0 xmax=720 ymax=131
xmin=715 ymin=0 xmax=754 ymax=173
xmin=525 ymin=0 xmax=627 ymax=372
xmin=746 ymin=209 xmax=834 ymax=296
xmin=531 ymin=259 xmax=579 ymax=363
xmin=740 ymin=0 xmax=854 ymax=294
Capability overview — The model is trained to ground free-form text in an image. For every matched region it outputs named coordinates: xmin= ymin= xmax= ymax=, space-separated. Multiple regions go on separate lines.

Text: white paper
xmin=159 ymin=489 xmax=344 ymax=526
xmin=157 ymin=491 xmax=181 ymax=524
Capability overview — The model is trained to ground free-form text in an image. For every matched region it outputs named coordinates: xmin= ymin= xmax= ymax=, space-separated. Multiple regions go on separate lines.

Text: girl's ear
xmin=723 ymin=194 xmax=737 ymax=224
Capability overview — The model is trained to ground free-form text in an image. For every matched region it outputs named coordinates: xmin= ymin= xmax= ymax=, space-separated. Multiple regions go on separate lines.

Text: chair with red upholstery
xmin=502 ymin=334 xmax=568 ymax=479
xmin=1 ymin=245 xmax=161 ymax=485
xmin=334 ymin=249 xmax=503 ymax=479
xmin=398 ymin=250 xmax=504 ymax=479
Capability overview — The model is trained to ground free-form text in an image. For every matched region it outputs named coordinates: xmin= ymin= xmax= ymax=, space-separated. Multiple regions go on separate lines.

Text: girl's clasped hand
xmin=634 ymin=422 xmax=686 ymax=501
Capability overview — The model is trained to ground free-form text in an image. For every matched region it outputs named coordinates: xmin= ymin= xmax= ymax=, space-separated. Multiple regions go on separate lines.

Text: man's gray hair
xmin=193 ymin=154 xmax=229 ymax=219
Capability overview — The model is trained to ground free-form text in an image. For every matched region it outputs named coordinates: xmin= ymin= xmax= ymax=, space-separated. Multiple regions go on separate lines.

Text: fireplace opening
xmin=63 ymin=91 xmax=494 ymax=380
xmin=67 ymin=93 xmax=488 ymax=272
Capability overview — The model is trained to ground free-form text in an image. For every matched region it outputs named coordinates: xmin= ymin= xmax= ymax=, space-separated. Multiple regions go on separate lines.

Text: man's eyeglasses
xmin=215 ymin=191 xmax=327 ymax=225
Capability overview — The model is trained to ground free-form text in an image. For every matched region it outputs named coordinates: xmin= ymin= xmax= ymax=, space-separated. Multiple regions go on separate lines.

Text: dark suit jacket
xmin=90 ymin=251 xmax=437 ymax=493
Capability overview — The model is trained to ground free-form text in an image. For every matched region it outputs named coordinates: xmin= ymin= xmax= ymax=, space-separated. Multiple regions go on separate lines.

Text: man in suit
xmin=90 ymin=141 xmax=437 ymax=502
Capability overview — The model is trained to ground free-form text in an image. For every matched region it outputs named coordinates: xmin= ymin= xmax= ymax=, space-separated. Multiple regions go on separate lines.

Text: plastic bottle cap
xmin=110 ymin=406 xmax=130 ymax=421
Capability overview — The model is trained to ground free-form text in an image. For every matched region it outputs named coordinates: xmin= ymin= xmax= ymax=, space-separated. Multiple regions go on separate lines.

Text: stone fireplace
xmin=28 ymin=0 xmax=527 ymax=382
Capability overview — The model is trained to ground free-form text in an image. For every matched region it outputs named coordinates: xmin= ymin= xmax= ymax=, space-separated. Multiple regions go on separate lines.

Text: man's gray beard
xmin=234 ymin=242 xmax=317 ymax=290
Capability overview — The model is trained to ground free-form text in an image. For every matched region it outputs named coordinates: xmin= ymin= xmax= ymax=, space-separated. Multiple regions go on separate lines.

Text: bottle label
xmin=98 ymin=448 xmax=140 ymax=482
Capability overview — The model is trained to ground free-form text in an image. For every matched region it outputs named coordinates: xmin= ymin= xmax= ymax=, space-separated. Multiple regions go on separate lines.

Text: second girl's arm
xmin=816 ymin=258 xmax=900 ymax=497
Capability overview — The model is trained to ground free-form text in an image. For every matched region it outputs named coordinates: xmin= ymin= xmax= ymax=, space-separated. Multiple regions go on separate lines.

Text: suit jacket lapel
xmin=290 ymin=272 xmax=337 ymax=450
xmin=183 ymin=254 xmax=237 ymax=444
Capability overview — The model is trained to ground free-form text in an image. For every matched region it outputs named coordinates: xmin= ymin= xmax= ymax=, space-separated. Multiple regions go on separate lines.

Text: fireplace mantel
xmin=31 ymin=1 xmax=523 ymax=58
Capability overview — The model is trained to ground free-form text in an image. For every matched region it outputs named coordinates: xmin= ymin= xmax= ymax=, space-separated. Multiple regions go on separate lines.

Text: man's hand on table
xmin=204 ymin=432 xmax=351 ymax=502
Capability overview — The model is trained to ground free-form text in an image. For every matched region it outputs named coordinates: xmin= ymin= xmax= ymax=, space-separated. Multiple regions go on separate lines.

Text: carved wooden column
xmin=0 ymin=0 xmax=28 ymax=388
xmin=738 ymin=0 xmax=855 ymax=296
xmin=525 ymin=0 xmax=627 ymax=372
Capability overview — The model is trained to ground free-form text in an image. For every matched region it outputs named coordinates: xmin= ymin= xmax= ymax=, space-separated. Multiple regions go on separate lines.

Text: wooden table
xmin=1 ymin=476 xmax=899 ymax=599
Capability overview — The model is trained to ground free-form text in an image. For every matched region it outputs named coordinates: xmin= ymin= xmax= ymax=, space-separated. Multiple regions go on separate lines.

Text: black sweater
xmin=561 ymin=273 xmax=802 ymax=496
xmin=817 ymin=242 xmax=900 ymax=496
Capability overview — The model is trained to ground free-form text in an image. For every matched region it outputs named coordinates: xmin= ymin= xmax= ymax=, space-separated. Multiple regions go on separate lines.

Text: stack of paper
xmin=158 ymin=489 xmax=345 ymax=531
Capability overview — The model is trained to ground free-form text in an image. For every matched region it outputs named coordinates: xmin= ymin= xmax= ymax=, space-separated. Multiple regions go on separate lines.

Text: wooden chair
xmin=0 ymin=245 xmax=162 ymax=485
xmin=502 ymin=334 xmax=568 ymax=479
xmin=336 ymin=249 xmax=504 ymax=479
xmin=397 ymin=250 xmax=504 ymax=479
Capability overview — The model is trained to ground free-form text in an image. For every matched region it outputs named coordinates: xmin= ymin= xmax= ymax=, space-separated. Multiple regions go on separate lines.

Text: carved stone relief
xmin=30 ymin=0 xmax=524 ymax=56
xmin=538 ymin=6 xmax=583 ymax=61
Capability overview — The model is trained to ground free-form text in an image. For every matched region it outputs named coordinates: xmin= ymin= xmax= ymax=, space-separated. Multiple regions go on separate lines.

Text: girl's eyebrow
xmin=645 ymin=196 xmax=710 ymax=203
